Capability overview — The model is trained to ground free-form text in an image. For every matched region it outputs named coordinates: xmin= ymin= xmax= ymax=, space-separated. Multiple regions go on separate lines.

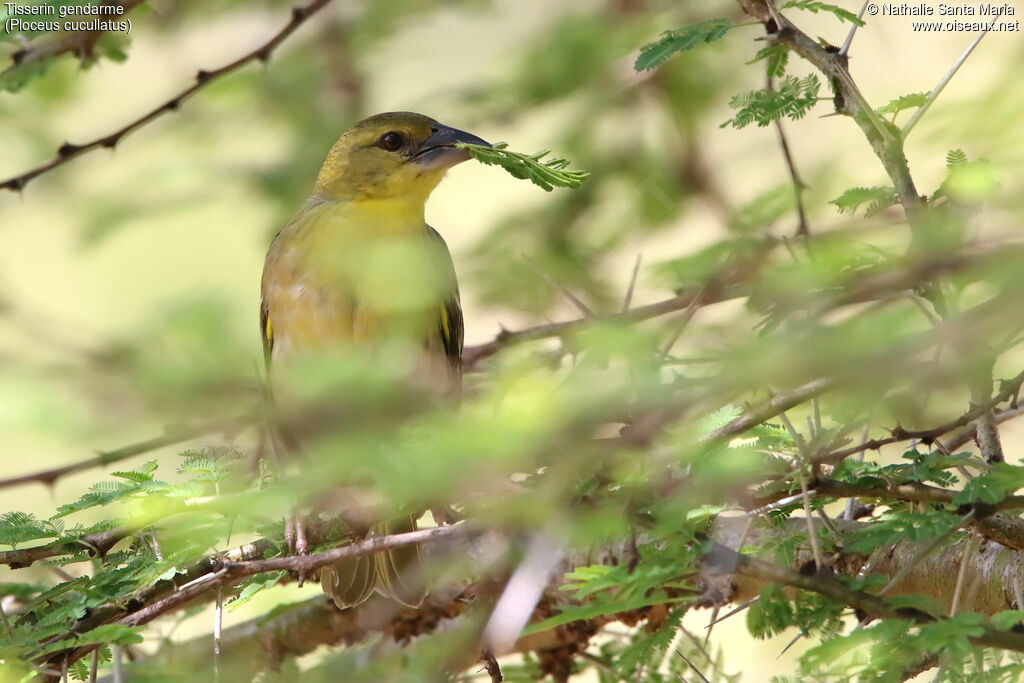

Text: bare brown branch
xmin=0 ymin=0 xmax=335 ymax=192
xmin=814 ymin=370 xmax=1024 ymax=466
xmin=0 ymin=413 xmax=253 ymax=492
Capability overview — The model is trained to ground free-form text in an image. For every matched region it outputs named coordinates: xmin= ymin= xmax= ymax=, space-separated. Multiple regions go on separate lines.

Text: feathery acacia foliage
xmin=458 ymin=142 xmax=590 ymax=191
xmin=2 ymin=1 xmax=1024 ymax=682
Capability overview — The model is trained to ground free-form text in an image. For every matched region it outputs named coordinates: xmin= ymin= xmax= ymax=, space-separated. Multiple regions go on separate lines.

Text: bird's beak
xmin=412 ymin=123 xmax=490 ymax=171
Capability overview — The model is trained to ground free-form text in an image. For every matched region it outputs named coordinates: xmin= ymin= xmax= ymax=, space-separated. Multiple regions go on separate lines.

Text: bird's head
xmin=313 ymin=112 xmax=489 ymax=203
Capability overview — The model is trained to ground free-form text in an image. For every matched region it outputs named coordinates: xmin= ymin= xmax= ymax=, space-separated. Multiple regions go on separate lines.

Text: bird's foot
xmin=431 ymin=505 xmax=462 ymax=526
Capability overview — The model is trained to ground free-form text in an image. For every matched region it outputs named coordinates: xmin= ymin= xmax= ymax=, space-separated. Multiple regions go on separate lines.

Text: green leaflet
xmin=781 ymin=1 xmax=865 ymax=25
xmin=829 ymin=186 xmax=898 ymax=216
xmin=634 ymin=18 xmax=732 ymax=72
xmin=722 ymin=74 xmax=821 ymax=129
xmin=458 ymin=142 xmax=589 ymax=191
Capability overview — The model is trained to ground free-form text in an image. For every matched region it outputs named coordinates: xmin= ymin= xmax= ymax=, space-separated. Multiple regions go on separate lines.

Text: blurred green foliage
xmin=2 ymin=0 xmax=1024 ymax=681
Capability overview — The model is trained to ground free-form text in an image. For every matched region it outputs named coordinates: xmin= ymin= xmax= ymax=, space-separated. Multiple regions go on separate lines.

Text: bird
xmin=259 ymin=112 xmax=488 ymax=608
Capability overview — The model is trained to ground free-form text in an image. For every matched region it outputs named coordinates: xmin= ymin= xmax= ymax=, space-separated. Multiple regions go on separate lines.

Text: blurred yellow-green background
xmin=2 ymin=0 xmax=1023 ymax=678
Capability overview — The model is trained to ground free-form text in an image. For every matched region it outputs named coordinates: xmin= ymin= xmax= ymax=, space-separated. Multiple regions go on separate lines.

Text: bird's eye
xmin=379 ymin=132 xmax=405 ymax=151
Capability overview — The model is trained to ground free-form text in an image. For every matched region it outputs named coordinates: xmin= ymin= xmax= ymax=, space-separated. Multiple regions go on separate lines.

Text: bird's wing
xmin=260 ymin=297 xmax=274 ymax=372
xmin=427 ymin=225 xmax=464 ymax=382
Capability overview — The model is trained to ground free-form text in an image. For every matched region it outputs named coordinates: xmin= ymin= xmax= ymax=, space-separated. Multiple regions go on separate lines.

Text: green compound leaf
xmin=781 ymin=1 xmax=865 ymax=25
xmin=634 ymin=18 xmax=732 ymax=72
xmin=945 ymin=148 xmax=968 ymax=168
xmin=876 ymin=92 xmax=929 ymax=120
xmin=830 ymin=185 xmax=898 ymax=216
xmin=748 ymin=43 xmax=790 ymax=78
xmin=458 ymin=142 xmax=589 ymax=192
xmin=723 ymin=74 xmax=821 ymax=129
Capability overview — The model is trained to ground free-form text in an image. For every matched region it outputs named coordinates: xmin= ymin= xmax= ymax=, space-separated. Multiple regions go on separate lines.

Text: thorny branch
xmin=0 ymin=0 xmax=335 ymax=192
xmin=43 ymin=525 xmax=476 ymax=672
xmin=38 ymin=516 xmax=1024 ymax=679
xmin=813 ymin=370 xmax=1024 ymax=466
xmin=0 ymin=412 xmax=254 ymax=492
xmin=736 ymin=0 xmax=925 ymax=218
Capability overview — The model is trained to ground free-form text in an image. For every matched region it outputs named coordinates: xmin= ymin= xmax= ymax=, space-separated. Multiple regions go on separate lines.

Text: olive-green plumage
xmin=259 ymin=112 xmax=486 ymax=608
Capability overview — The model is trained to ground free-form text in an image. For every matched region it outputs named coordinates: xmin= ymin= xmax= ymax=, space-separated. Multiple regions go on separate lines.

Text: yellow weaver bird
xmin=259 ymin=112 xmax=488 ymax=608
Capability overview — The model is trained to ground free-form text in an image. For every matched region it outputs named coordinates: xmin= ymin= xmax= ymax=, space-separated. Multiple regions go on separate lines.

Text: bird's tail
xmin=320 ymin=514 xmax=427 ymax=609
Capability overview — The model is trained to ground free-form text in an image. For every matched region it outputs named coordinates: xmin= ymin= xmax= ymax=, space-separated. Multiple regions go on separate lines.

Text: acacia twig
xmin=767 ymin=74 xmax=810 ymax=237
xmin=523 ymin=254 xmax=593 ymax=317
xmin=48 ymin=525 xmax=477 ymax=671
xmin=943 ymin=404 xmax=1024 ymax=453
xmin=622 ymin=254 xmax=642 ymax=313
xmin=463 ymin=277 xmax=740 ymax=369
xmin=0 ymin=0 xmax=335 ymax=192
xmin=813 ymin=370 xmax=1024 ymax=466
xmin=463 ymin=240 xmax=1024 ymax=371
xmin=0 ymin=413 xmax=254 ymax=491
xmin=0 ymin=527 xmax=127 ymax=568
xmin=736 ymin=0 xmax=923 ymax=217
xmin=699 ymin=377 xmax=835 ymax=444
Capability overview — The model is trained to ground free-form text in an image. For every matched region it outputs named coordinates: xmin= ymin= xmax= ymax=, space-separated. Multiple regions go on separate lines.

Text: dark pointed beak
xmin=412 ymin=122 xmax=490 ymax=170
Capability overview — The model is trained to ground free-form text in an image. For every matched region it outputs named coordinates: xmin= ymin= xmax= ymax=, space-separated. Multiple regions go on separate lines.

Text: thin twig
xmin=1 ymin=527 xmax=128 ymax=568
xmin=755 ymin=478 xmax=1024 ymax=514
xmin=949 ymin=533 xmax=977 ymax=617
xmin=813 ymin=370 xmax=1024 ymax=466
xmin=799 ymin=473 xmax=826 ymax=571
xmin=675 ymin=648 xmax=711 ymax=683
xmin=843 ymin=423 xmax=871 ymax=521
xmin=522 ymin=254 xmax=593 ymax=317
xmin=0 ymin=413 xmax=253 ymax=491
xmin=746 ymin=492 xmax=814 ymax=518
xmin=465 ymin=239 xmax=1024 ymax=370
xmin=701 ymin=378 xmax=835 ymax=444
xmin=768 ymin=74 xmax=810 ymax=237
xmin=659 ymin=284 xmax=710 ymax=359
xmin=0 ymin=0 xmax=336 ymax=192
xmin=943 ymin=404 xmax=1024 ymax=453
xmin=970 ymin=361 xmax=1005 ymax=464
xmin=622 ymin=254 xmax=643 ymax=313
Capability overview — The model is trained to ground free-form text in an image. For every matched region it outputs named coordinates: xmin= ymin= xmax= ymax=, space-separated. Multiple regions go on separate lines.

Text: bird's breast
xmin=261 ymin=198 xmax=446 ymax=360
